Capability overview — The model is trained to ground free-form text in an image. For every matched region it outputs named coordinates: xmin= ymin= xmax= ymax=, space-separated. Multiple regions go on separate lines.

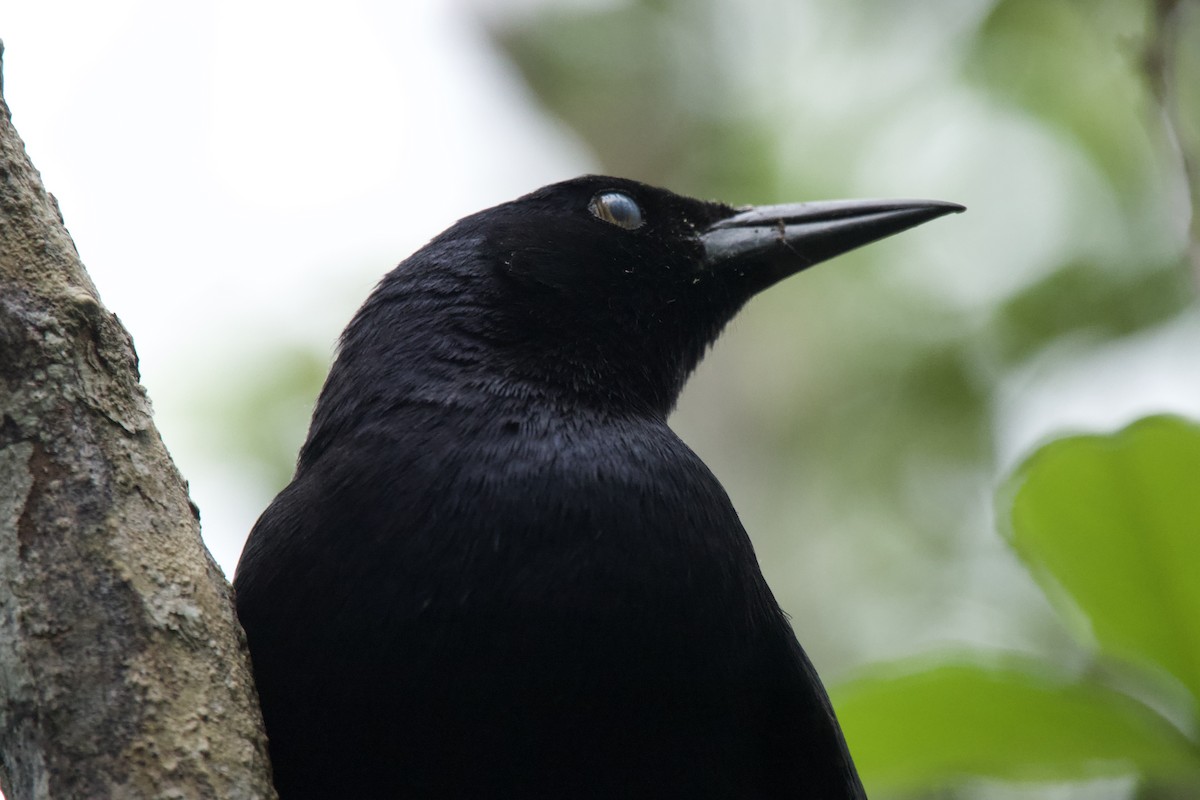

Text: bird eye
xmin=588 ymin=191 xmax=645 ymax=230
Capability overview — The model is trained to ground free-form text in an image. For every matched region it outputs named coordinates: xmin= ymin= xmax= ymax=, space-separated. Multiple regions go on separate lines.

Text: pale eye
xmin=588 ymin=191 xmax=645 ymax=230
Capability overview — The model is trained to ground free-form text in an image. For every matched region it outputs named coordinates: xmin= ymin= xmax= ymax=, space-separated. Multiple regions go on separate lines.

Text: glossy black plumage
xmin=234 ymin=176 xmax=961 ymax=798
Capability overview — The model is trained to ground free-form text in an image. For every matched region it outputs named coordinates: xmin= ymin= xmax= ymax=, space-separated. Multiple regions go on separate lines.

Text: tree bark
xmin=0 ymin=43 xmax=276 ymax=799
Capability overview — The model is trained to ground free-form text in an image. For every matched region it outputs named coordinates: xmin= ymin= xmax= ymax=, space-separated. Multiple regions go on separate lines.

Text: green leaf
xmin=831 ymin=655 xmax=1200 ymax=795
xmin=1003 ymin=416 xmax=1200 ymax=703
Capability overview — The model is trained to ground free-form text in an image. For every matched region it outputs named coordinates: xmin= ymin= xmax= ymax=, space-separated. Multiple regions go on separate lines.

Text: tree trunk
xmin=0 ymin=43 xmax=276 ymax=799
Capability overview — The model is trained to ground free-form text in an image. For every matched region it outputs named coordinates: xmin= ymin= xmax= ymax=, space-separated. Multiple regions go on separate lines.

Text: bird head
xmin=319 ymin=176 xmax=962 ymax=444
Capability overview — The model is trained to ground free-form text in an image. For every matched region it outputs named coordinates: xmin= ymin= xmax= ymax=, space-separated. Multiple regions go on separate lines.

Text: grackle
xmin=234 ymin=176 xmax=962 ymax=799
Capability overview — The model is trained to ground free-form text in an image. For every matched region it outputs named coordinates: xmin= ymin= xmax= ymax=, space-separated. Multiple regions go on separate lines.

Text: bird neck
xmin=296 ymin=302 xmax=682 ymax=470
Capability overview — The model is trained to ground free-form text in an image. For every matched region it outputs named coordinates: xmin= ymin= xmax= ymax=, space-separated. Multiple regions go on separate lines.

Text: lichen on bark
xmin=0 ymin=42 xmax=276 ymax=800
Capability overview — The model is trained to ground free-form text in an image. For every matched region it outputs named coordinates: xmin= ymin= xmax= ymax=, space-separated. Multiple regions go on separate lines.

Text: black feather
xmin=235 ymin=175 xmax=961 ymax=798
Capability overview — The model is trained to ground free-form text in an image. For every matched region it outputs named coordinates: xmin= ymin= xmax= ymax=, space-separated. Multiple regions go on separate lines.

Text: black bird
xmin=234 ymin=176 xmax=962 ymax=799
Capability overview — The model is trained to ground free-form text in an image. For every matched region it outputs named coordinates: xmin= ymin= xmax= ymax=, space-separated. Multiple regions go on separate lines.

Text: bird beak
xmin=701 ymin=199 xmax=964 ymax=294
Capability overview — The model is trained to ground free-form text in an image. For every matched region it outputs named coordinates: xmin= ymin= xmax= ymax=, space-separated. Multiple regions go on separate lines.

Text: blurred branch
xmin=1143 ymin=0 xmax=1200 ymax=281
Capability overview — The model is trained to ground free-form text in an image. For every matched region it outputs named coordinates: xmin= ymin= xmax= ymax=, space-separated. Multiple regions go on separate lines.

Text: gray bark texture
xmin=0 ymin=44 xmax=276 ymax=799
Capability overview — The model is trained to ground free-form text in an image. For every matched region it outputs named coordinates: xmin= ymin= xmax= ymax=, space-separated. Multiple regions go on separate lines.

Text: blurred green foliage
xmin=206 ymin=346 xmax=331 ymax=490
xmin=215 ymin=0 xmax=1200 ymax=797
xmin=990 ymin=259 xmax=1192 ymax=364
xmin=968 ymin=0 xmax=1157 ymax=193
xmin=836 ymin=416 xmax=1200 ymax=795
xmin=834 ymin=655 xmax=1198 ymax=793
